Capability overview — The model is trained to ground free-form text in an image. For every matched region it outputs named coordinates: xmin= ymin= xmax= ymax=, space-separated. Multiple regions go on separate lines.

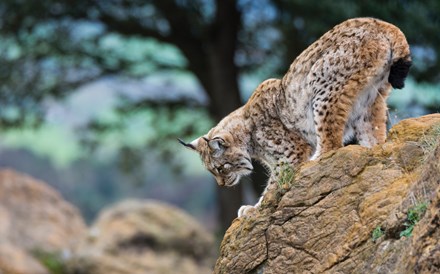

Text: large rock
xmin=0 ymin=169 xmax=87 ymax=274
xmin=0 ymin=169 xmax=87 ymax=252
xmin=68 ymin=199 xmax=216 ymax=274
xmin=0 ymin=244 xmax=49 ymax=274
xmin=215 ymin=114 xmax=440 ymax=274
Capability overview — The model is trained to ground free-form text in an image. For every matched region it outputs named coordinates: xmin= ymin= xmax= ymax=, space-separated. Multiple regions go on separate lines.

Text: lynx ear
xmin=208 ymin=138 xmax=223 ymax=150
xmin=208 ymin=138 xmax=226 ymax=157
xmin=177 ymin=137 xmax=200 ymax=151
xmin=208 ymin=134 xmax=232 ymax=157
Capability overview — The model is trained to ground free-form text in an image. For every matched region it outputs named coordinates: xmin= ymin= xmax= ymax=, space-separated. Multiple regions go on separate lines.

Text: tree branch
xmin=97 ymin=12 xmax=172 ymax=44
xmin=147 ymin=1 xmax=214 ymax=98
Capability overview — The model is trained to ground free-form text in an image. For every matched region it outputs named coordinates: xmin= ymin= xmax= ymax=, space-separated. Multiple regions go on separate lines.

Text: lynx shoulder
xmin=179 ymin=18 xmax=411 ymax=216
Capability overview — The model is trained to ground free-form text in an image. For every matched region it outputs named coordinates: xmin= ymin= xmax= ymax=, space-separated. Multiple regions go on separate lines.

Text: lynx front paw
xmin=237 ymin=205 xmax=256 ymax=217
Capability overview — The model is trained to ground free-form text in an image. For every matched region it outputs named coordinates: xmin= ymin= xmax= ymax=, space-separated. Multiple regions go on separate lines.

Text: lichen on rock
xmin=214 ymin=114 xmax=440 ymax=274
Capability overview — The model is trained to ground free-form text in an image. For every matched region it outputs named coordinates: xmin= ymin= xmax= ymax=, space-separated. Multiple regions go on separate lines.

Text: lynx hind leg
xmin=311 ymin=73 xmax=384 ymax=160
xmin=311 ymin=87 xmax=360 ymax=160
xmin=310 ymin=43 xmax=393 ymax=160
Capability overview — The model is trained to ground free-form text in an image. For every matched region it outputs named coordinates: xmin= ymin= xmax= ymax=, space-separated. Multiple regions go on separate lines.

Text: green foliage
xmin=2 ymin=125 xmax=85 ymax=168
xmin=277 ymin=163 xmax=296 ymax=190
xmin=372 ymin=226 xmax=385 ymax=242
xmin=33 ymin=251 xmax=65 ymax=274
xmin=400 ymin=202 xmax=429 ymax=238
xmin=80 ymin=105 xmax=213 ymax=176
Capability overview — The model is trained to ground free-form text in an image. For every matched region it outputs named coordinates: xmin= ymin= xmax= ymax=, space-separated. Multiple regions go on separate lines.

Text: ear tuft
xmin=177 ymin=138 xmax=199 ymax=151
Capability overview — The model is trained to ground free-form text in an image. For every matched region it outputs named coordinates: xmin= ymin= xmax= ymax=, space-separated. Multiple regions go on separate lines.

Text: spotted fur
xmin=180 ymin=18 xmax=411 ymax=216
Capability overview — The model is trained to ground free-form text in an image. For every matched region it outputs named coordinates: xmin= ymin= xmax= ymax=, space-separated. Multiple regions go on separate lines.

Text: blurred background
xmin=0 ymin=0 xmax=439 ymax=241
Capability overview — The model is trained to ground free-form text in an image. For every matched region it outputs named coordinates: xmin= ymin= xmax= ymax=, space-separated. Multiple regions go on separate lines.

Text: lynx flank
xmin=179 ymin=18 xmax=411 ymax=216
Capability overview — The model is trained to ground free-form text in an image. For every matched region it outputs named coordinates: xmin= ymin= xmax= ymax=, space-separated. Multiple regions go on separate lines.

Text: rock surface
xmin=67 ymin=199 xmax=216 ymax=274
xmin=214 ymin=114 xmax=440 ymax=274
xmin=0 ymin=244 xmax=49 ymax=274
xmin=0 ymin=169 xmax=87 ymax=274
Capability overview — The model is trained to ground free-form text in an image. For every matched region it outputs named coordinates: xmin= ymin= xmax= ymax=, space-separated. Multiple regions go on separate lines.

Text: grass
xmin=277 ymin=163 xmax=296 ymax=190
xmin=399 ymin=201 xmax=429 ymax=238
xmin=372 ymin=201 xmax=429 ymax=242
xmin=372 ymin=226 xmax=385 ymax=242
xmin=33 ymin=250 xmax=66 ymax=274
xmin=420 ymin=123 xmax=440 ymax=162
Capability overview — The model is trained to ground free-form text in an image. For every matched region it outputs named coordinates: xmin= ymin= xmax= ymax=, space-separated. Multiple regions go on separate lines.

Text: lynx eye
xmin=216 ymin=163 xmax=232 ymax=174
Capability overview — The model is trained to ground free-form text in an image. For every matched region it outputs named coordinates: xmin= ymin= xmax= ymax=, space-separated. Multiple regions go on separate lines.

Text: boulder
xmin=0 ymin=243 xmax=49 ymax=274
xmin=0 ymin=169 xmax=87 ymax=274
xmin=0 ymin=244 xmax=49 ymax=274
xmin=214 ymin=114 xmax=440 ymax=274
xmin=68 ymin=199 xmax=216 ymax=274
xmin=0 ymin=169 xmax=87 ymax=252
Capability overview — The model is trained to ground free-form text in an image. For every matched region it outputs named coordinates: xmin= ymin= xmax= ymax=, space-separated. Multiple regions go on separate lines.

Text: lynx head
xmin=179 ymin=131 xmax=253 ymax=187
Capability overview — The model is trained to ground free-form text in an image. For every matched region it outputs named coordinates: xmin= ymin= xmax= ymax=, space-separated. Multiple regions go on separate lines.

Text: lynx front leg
xmin=237 ymin=179 xmax=277 ymax=217
xmin=237 ymin=190 xmax=264 ymax=217
xmin=237 ymin=205 xmax=256 ymax=217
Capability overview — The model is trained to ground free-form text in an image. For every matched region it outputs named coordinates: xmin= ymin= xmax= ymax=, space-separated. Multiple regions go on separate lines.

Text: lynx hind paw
xmin=238 ymin=205 xmax=256 ymax=217
xmin=310 ymin=151 xmax=321 ymax=161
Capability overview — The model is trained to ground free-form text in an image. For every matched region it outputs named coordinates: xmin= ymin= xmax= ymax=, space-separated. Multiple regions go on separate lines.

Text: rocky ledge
xmin=215 ymin=114 xmax=440 ymax=274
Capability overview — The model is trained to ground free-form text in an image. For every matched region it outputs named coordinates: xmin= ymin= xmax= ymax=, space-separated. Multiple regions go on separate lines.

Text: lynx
xmin=179 ymin=18 xmax=411 ymax=216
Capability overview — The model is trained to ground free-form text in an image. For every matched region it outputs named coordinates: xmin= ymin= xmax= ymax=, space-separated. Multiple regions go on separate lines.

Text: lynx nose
xmin=215 ymin=177 xmax=225 ymax=186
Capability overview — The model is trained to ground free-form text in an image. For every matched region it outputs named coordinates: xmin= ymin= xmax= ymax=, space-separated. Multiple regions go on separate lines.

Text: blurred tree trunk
xmin=206 ymin=48 xmax=245 ymax=233
xmin=151 ymin=0 xmax=255 ymax=232
xmin=200 ymin=0 xmax=249 ymax=233
xmin=164 ymin=0 xmax=268 ymax=232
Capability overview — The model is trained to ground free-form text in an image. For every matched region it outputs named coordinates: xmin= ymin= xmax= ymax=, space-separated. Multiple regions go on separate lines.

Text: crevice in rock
xmin=322 ymin=252 xmax=351 ymax=272
xmin=290 ymin=244 xmax=319 ymax=261
xmin=117 ymin=233 xmax=158 ymax=251
xmin=245 ymin=226 xmax=270 ymax=273
xmin=116 ymin=230 xmax=208 ymax=263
